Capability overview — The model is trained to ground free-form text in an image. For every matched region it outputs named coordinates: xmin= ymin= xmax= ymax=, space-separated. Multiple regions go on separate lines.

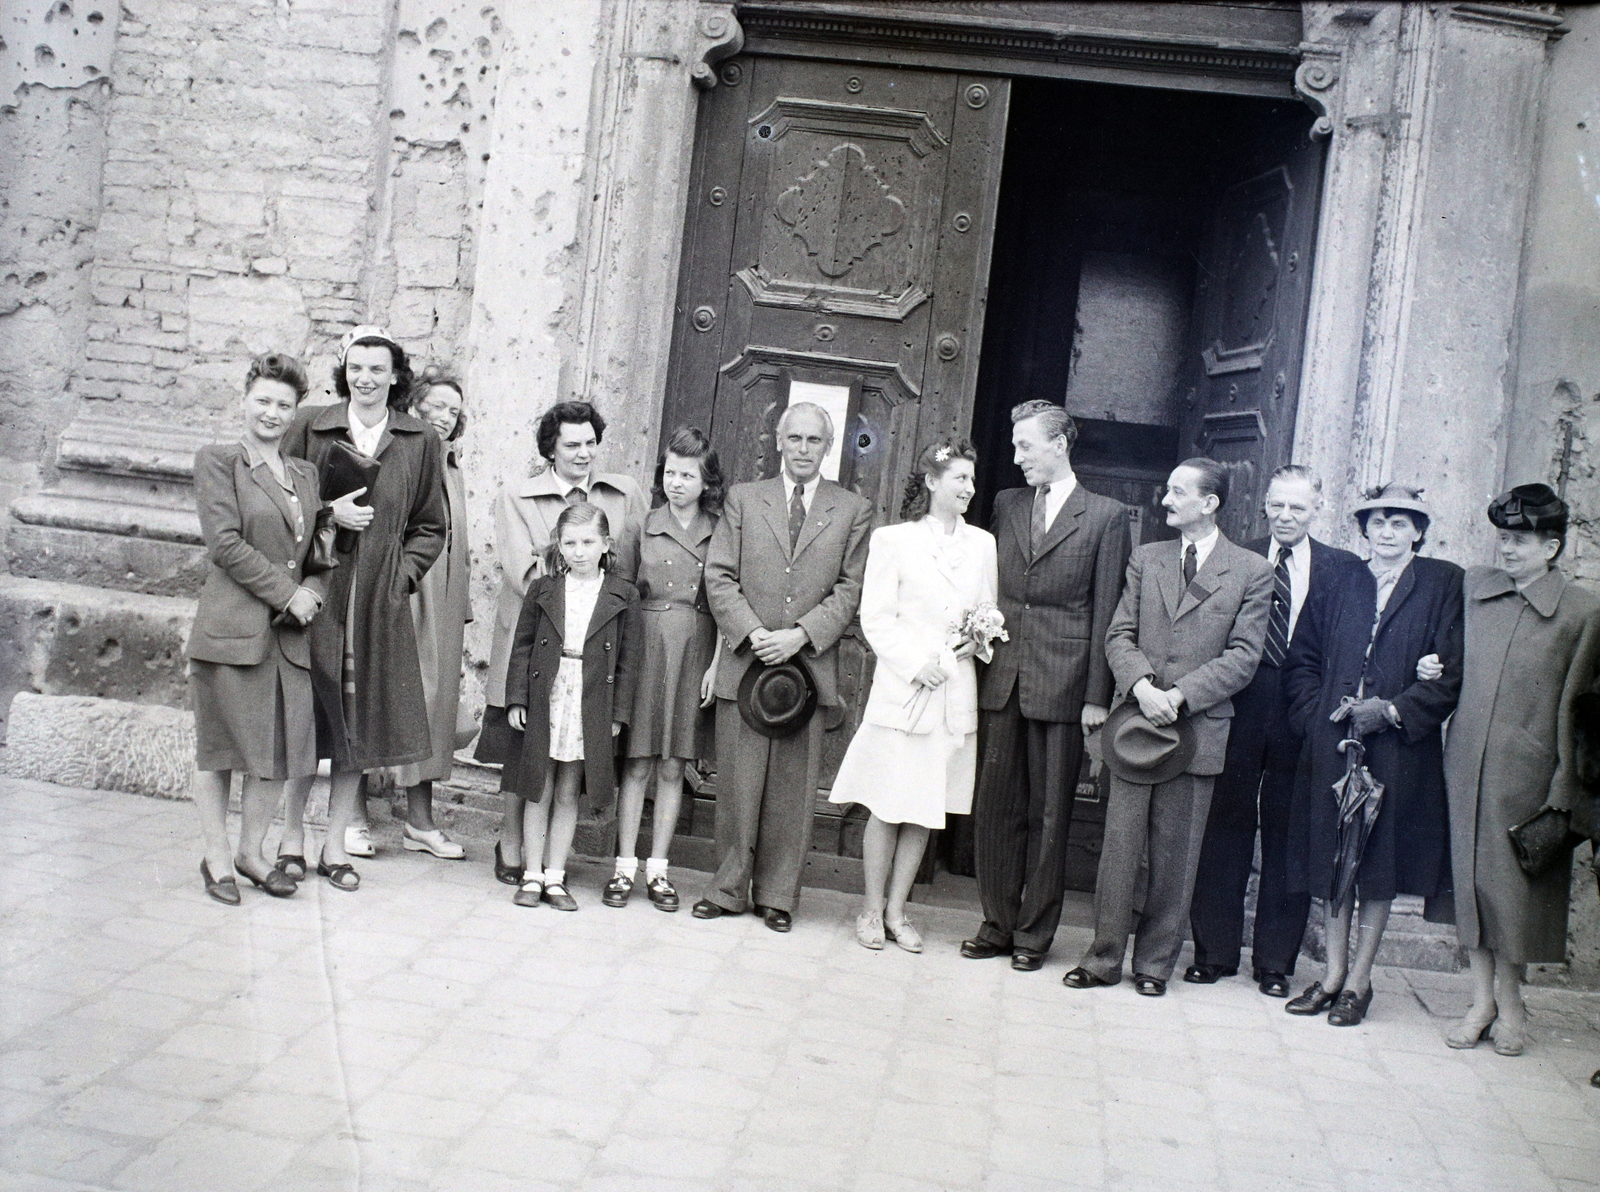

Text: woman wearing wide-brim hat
xmin=1283 ymin=482 xmax=1464 ymax=1026
xmin=1436 ymin=484 xmax=1600 ymax=1056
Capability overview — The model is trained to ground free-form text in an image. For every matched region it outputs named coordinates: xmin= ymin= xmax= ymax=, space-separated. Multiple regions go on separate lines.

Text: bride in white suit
xmin=830 ymin=439 xmax=998 ymax=952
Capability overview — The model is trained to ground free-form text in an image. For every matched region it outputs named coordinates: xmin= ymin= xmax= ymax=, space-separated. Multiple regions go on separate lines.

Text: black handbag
xmin=319 ymin=439 xmax=382 ymax=554
xmin=1507 ymin=806 xmax=1584 ymax=879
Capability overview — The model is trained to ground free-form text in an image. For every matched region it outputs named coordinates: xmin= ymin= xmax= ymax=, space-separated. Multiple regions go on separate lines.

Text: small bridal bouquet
xmin=953 ymin=602 xmax=1008 ymax=664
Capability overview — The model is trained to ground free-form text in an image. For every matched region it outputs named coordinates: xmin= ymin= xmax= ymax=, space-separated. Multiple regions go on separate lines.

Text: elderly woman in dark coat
xmin=1436 ymin=485 xmax=1600 ymax=1057
xmin=1283 ymin=483 xmax=1463 ymax=1026
xmin=277 ymin=326 xmax=447 ymax=891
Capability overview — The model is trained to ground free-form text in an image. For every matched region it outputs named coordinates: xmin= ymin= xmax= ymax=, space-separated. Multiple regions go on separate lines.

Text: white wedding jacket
xmin=858 ymin=518 xmax=998 ymax=736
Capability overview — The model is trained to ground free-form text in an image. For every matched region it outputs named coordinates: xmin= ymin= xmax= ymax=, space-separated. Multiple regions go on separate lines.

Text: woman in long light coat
xmin=829 ymin=439 xmax=998 ymax=953
xmin=1439 ymin=485 xmax=1600 ymax=1057
xmin=391 ymin=372 xmax=476 ymax=861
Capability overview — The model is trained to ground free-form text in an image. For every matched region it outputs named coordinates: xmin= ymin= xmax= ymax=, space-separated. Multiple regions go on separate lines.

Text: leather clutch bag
xmin=319 ymin=439 xmax=381 ymax=501
xmin=1507 ymin=805 xmax=1584 ymax=879
xmin=319 ymin=440 xmax=381 ymax=553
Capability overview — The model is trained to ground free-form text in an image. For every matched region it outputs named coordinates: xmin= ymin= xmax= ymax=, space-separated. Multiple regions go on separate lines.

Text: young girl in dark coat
xmin=505 ymin=502 xmax=640 ymax=910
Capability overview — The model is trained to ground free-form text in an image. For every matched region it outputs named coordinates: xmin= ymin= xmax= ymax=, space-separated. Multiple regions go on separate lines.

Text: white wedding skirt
xmin=827 ymin=721 xmax=977 ymax=829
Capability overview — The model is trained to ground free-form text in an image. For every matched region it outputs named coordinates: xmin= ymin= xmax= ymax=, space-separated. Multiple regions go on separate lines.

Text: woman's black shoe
xmin=236 ymin=857 xmax=296 ymax=898
xmin=1285 ymin=981 xmax=1342 ymax=1015
xmin=1327 ymin=986 xmax=1374 ymax=1027
xmin=494 ymin=841 xmax=523 ymax=886
xmin=201 ymin=860 xmax=240 ymax=906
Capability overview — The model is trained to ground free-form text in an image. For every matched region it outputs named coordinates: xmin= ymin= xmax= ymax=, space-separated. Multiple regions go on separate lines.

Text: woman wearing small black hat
xmin=1434 ymin=485 xmax=1600 ymax=1056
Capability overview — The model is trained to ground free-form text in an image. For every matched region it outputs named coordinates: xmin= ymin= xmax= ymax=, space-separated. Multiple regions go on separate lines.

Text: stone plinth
xmin=3 ymin=691 xmax=194 ymax=799
xmin=0 ymin=574 xmax=194 ymax=743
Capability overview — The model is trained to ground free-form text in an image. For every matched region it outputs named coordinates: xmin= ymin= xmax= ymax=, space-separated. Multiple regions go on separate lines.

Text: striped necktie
xmin=1263 ymin=548 xmax=1293 ymax=667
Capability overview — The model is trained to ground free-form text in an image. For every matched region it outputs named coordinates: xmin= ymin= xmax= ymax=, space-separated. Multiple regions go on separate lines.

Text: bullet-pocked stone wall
xmin=63 ymin=0 xmax=498 ymax=440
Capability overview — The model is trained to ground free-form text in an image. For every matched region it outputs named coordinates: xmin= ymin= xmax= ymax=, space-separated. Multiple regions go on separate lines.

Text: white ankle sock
xmin=614 ymin=856 xmax=637 ymax=877
xmin=543 ymin=868 xmax=566 ymax=887
xmin=645 ymin=857 xmax=669 ymax=880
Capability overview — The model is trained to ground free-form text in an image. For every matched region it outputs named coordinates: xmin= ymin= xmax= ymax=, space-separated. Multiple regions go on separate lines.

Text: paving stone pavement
xmin=2 ymin=776 xmax=1599 ymax=1192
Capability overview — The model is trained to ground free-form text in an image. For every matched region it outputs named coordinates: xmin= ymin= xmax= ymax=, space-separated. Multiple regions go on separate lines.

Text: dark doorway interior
xmin=947 ymin=77 xmax=1319 ymax=887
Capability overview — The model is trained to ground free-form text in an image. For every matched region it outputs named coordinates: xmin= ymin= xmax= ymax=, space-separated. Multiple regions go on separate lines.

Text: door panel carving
xmin=1200 ymin=166 xmax=1293 ymax=376
xmin=664 ymin=57 xmax=1009 ymax=795
xmin=1178 ymin=111 xmax=1324 ymax=543
xmin=738 ymin=94 xmax=951 ymax=320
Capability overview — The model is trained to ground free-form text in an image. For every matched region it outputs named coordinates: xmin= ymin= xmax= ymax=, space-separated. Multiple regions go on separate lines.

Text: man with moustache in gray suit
xmin=1064 ymin=457 xmax=1273 ymax=997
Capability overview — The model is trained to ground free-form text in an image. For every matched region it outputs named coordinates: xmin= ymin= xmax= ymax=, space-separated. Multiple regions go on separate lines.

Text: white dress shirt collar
xmin=1268 ymin=535 xmax=1313 ymax=638
xmin=1036 ymin=473 xmax=1077 ymax=532
xmin=1181 ymin=525 xmax=1221 ymax=572
xmin=782 ymin=472 xmax=819 ymax=514
xmin=347 ymin=406 xmax=388 ymax=458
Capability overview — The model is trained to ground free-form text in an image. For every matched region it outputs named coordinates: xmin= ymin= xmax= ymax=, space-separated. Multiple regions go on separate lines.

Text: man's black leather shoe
xmin=1062 ymin=967 xmax=1113 ymax=989
xmin=1011 ymin=948 xmax=1045 ymax=972
xmin=1133 ymin=974 xmax=1168 ymax=997
xmin=1182 ymin=964 xmax=1237 ymax=984
xmin=959 ymin=937 xmax=1011 ymax=960
xmin=761 ymin=906 xmax=792 ymax=933
xmin=691 ymin=898 xmax=730 ymax=919
xmin=1255 ymin=970 xmax=1291 ymax=998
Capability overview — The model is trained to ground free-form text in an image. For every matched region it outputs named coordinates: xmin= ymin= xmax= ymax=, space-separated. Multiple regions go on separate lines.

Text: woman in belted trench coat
xmin=189 ymin=353 xmax=326 ymax=904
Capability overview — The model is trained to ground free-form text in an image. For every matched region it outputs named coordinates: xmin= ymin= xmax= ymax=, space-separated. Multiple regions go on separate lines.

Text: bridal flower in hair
xmin=932 ymin=445 xmax=951 ymax=463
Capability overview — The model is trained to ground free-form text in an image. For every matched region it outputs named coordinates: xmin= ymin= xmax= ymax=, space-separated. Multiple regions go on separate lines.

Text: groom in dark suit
xmin=963 ymin=400 xmax=1131 ymax=970
xmin=1185 ymin=465 xmax=1358 ymax=996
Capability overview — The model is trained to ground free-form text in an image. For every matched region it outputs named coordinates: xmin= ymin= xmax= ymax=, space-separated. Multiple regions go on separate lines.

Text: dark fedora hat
xmin=1102 ymin=699 xmax=1197 ymax=785
xmin=738 ymin=655 xmax=819 ymax=739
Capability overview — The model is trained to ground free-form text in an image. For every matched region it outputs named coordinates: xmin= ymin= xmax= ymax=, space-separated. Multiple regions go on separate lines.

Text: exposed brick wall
xmin=75 ymin=1 xmax=396 ymax=429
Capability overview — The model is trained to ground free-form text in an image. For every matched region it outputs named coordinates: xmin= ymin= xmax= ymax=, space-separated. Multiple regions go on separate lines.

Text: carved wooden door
xmin=665 ymin=55 xmax=1009 ymax=789
xmin=1176 ymin=108 xmax=1325 ymax=543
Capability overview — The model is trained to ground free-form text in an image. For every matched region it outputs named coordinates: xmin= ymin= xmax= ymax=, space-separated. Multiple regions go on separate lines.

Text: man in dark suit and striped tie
xmin=962 ymin=401 xmax=1130 ymax=970
xmin=1184 ymin=465 xmax=1359 ymax=996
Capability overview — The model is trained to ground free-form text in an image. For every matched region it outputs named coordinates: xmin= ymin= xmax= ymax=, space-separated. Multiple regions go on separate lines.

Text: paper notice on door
xmin=787 ymin=381 xmax=851 ymax=482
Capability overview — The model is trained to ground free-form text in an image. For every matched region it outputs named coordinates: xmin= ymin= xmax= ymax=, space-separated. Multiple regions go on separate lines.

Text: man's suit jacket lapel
xmin=1153 ymin=541 xmax=1183 ymax=622
xmin=1173 ymin=535 xmax=1234 ymax=621
xmin=792 ymin=483 xmax=838 ymax=562
xmin=1006 ymin=489 xmax=1032 ymax=564
xmin=757 ymin=478 xmax=793 ymax=560
xmin=1032 ymin=484 xmax=1085 ymax=563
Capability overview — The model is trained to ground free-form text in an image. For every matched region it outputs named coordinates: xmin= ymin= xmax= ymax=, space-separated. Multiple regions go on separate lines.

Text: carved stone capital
xmin=1294 ymin=45 xmax=1342 ymax=140
xmin=690 ymin=3 xmax=744 ymax=90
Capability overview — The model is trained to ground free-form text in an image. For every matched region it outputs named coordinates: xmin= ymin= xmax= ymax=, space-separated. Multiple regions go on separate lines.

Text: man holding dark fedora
xmin=1064 ymin=457 xmax=1273 ymax=996
xmin=1185 ymin=465 xmax=1358 ymax=997
xmin=694 ymin=403 xmax=872 ymax=931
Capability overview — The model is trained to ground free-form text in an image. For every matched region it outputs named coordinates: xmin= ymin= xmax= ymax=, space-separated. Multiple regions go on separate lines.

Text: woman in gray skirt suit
xmin=189 ymin=353 xmax=326 ymax=904
xmin=1436 ymin=485 xmax=1600 ymax=1056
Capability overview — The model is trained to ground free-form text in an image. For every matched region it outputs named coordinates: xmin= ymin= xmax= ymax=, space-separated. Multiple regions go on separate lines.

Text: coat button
xmin=1024 ymin=603 xmax=1030 ymax=610
xmin=532 ymin=670 xmax=540 ymax=679
xmin=541 ymin=638 xmax=548 ymax=645
xmin=604 ymin=642 xmax=612 ymax=651
xmin=606 ymin=676 xmax=613 ymax=684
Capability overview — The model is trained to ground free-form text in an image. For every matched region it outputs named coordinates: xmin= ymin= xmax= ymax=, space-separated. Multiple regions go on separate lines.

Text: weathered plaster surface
xmin=1509 ymin=3 xmax=1600 ymax=584
xmin=0 ymin=78 xmax=110 ymax=512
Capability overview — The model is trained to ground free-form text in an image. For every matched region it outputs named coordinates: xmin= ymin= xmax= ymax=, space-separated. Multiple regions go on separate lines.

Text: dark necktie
xmin=1263 ymin=549 xmax=1293 ymax=668
xmin=1183 ymin=542 xmax=1197 ymax=587
xmin=1030 ymin=484 xmax=1050 ymax=555
xmin=789 ymin=483 xmax=806 ymax=552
